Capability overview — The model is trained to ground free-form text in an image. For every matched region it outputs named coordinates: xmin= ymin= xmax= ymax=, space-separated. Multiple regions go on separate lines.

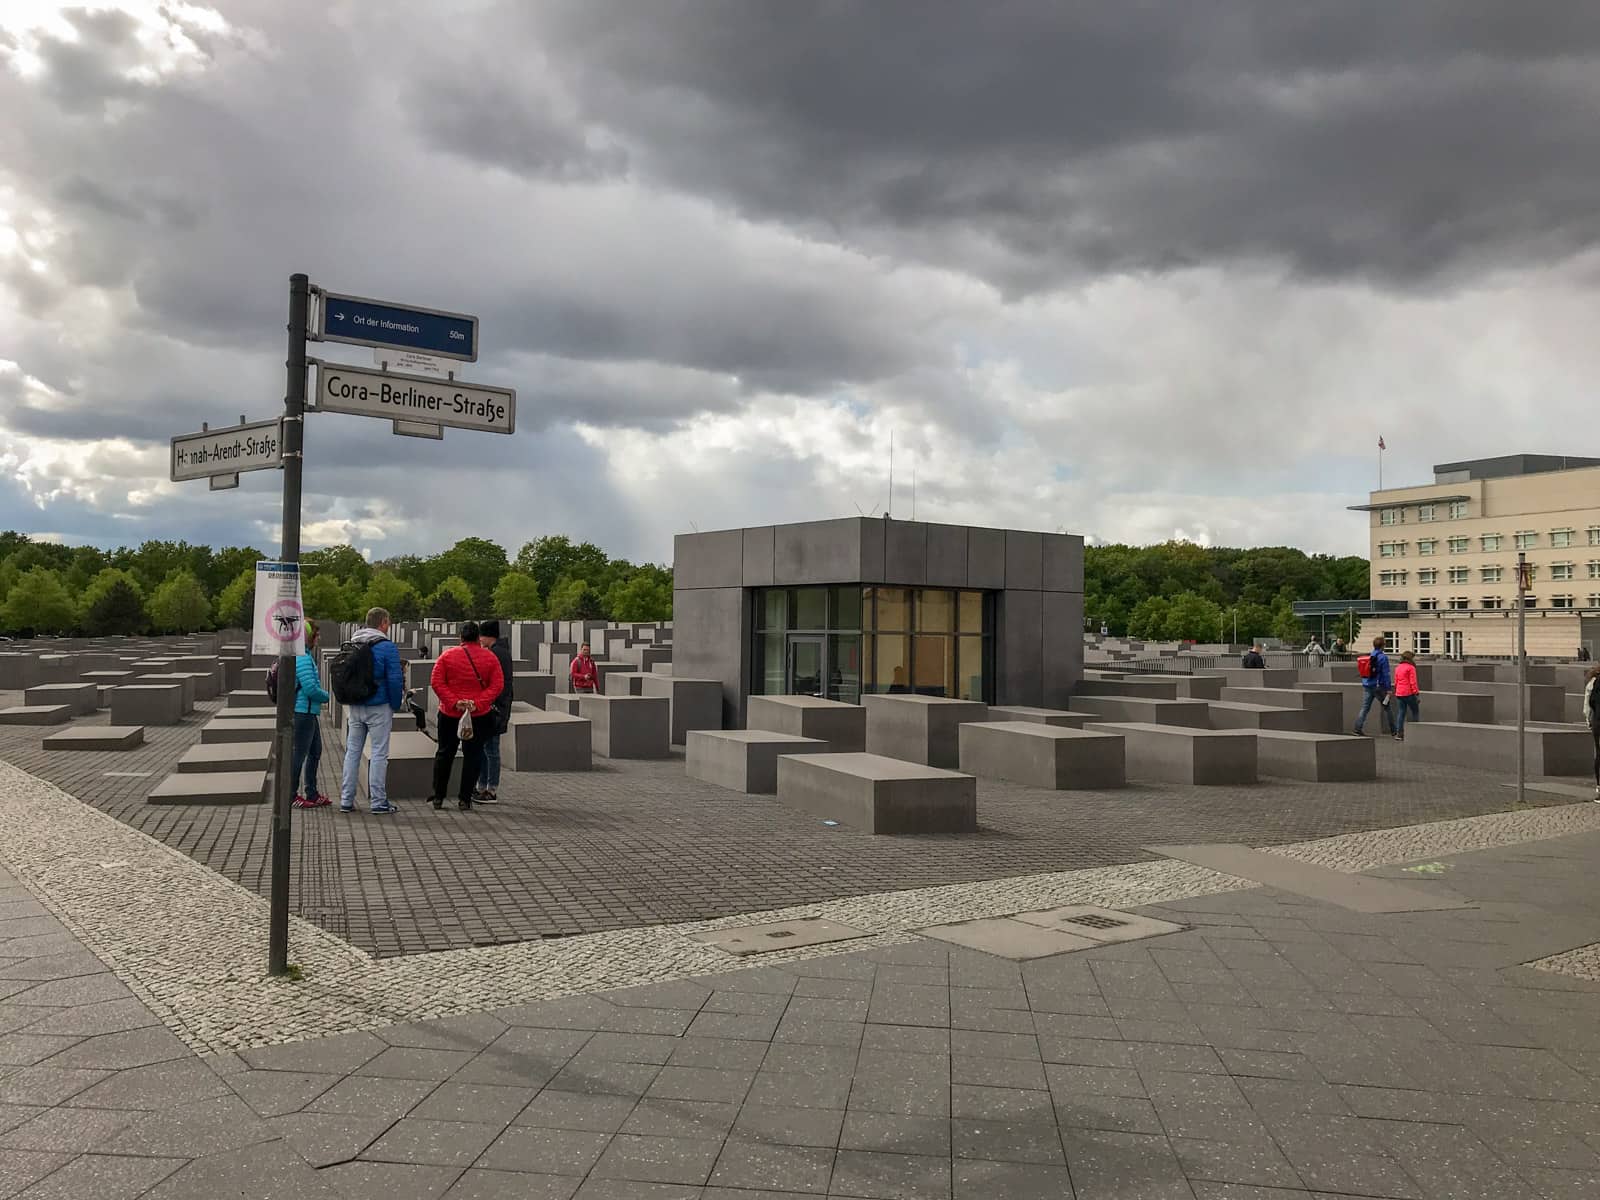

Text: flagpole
xmin=1378 ymin=437 xmax=1383 ymax=491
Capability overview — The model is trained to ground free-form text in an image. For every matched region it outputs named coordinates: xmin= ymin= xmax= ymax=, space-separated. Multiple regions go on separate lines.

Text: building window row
xmin=1380 ymin=501 xmax=1469 ymax=526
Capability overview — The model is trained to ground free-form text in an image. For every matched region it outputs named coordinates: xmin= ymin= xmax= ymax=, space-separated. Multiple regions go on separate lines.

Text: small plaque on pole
xmin=209 ymin=473 xmax=241 ymax=491
xmin=394 ymin=419 xmax=444 ymax=440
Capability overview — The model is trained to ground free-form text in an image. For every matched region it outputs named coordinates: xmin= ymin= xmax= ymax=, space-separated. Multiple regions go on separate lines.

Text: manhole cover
xmin=689 ymin=916 xmax=871 ymax=957
xmin=917 ymin=917 xmax=1098 ymax=961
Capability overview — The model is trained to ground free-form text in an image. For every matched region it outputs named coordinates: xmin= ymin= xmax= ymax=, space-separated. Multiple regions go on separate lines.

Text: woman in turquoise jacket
xmin=291 ymin=625 xmax=332 ymax=808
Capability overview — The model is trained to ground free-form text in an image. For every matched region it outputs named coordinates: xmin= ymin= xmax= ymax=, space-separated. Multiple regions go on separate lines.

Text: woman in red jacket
xmin=428 ymin=621 xmax=505 ymax=810
xmin=1392 ymin=650 xmax=1421 ymax=741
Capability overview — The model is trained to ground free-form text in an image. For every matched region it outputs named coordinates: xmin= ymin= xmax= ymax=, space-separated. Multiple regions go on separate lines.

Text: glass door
xmin=787 ymin=635 xmax=825 ymax=697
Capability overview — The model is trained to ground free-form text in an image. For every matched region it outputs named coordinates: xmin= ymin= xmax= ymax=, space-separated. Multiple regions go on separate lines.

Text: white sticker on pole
xmin=252 ymin=561 xmax=305 ymax=657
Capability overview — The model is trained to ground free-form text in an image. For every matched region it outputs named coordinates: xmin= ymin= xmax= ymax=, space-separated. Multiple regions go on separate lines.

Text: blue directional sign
xmin=315 ymin=291 xmax=478 ymax=362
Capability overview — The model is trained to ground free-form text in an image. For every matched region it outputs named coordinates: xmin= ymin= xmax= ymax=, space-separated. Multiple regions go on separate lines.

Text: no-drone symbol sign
xmin=252 ymin=561 xmax=305 ymax=656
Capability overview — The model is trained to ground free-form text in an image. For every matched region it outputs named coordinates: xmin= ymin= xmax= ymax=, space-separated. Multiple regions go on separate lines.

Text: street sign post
xmin=170 ymin=418 xmax=283 ymax=482
xmin=315 ymin=291 xmax=478 ymax=361
xmin=311 ymin=361 xmax=515 ymax=434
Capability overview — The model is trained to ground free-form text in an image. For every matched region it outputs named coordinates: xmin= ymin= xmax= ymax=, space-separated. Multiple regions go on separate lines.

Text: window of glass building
xmin=751 ymin=585 xmax=992 ymax=704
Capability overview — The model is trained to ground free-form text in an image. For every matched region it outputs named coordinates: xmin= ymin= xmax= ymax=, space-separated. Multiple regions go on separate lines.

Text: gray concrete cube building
xmin=674 ymin=518 xmax=1083 ymax=726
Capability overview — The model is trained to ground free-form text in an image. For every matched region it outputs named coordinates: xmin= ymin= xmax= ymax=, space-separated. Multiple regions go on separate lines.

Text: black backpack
xmin=330 ymin=640 xmax=377 ymax=704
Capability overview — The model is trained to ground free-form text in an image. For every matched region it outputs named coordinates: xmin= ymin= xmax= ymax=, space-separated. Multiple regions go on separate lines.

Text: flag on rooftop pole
xmin=1378 ymin=435 xmax=1385 ymax=450
xmin=1378 ymin=435 xmax=1385 ymax=489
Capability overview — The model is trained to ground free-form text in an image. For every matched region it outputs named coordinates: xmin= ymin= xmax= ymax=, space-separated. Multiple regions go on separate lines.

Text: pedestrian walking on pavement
xmin=1353 ymin=635 xmax=1393 ymax=736
xmin=1392 ymin=650 xmax=1421 ymax=740
xmin=429 ymin=621 xmax=505 ymax=811
xmin=473 ymin=619 xmax=514 ymax=805
xmin=1583 ymin=665 xmax=1600 ymax=801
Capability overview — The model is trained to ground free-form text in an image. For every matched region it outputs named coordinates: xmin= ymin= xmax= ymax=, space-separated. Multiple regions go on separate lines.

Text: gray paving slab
xmin=1147 ymin=842 xmax=1475 ymax=912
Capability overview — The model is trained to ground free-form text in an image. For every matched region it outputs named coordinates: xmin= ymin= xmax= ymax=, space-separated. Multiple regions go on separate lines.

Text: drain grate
xmin=1064 ymin=914 xmax=1130 ymax=931
xmin=689 ymin=916 xmax=871 ymax=957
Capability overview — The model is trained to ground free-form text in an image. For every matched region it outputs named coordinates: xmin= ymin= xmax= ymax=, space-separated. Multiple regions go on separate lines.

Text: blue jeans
xmin=290 ymin=712 xmax=322 ymax=795
xmin=342 ymin=705 xmax=395 ymax=810
xmin=477 ymin=732 xmax=501 ymax=791
xmin=1393 ymin=695 xmax=1420 ymax=735
xmin=1354 ymin=687 xmax=1392 ymax=734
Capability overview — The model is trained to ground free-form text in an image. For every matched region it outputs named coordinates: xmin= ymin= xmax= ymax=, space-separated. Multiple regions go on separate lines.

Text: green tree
xmin=302 ymin=573 xmax=358 ymax=622
xmin=547 ymin=574 xmax=601 ymax=620
xmin=81 ymin=569 xmax=147 ymax=635
xmin=1227 ymin=602 xmax=1275 ymax=645
xmin=362 ymin=571 xmax=422 ymax=622
xmin=428 ymin=538 xmax=509 ymax=609
xmin=1126 ymin=595 xmax=1171 ymax=639
xmin=1161 ymin=591 xmax=1224 ymax=642
xmin=490 ymin=571 xmax=545 ymax=618
xmin=206 ymin=546 xmax=265 ymax=595
xmin=604 ymin=572 xmax=672 ymax=621
xmin=515 ymin=535 xmax=609 ymax=601
xmin=0 ymin=567 xmax=78 ymax=634
xmin=215 ymin=569 xmax=255 ymax=629
xmin=148 ymin=569 xmax=212 ymax=633
xmin=425 ymin=575 xmax=474 ymax=620
xmin=127 ymin=540 xmax=212 ymax=596
xmin=302 ymin=544 xmax=371 ymax=590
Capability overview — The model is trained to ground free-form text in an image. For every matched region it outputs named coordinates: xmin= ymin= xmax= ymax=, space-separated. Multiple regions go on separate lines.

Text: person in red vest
xmin=428 ymin=621 xmax=504 ymax=811
xmin=569 ymin=642 xmax=599 ymax=693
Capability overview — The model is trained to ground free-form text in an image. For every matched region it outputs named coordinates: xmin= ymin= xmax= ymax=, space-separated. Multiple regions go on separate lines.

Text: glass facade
xmin=752 ymin=586 xmax=993 ymax=704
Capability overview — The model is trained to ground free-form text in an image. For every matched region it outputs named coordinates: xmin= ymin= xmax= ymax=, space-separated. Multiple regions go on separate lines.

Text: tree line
xmin=1084 ymin=541 xmax=1369 ymax=643
xmin=0 ymin=532 xmax=673 ymax=636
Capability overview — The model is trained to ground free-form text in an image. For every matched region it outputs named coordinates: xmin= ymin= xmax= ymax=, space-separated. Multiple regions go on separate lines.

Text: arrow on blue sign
xmin=315 ymin=291 xmax=479 ymax=362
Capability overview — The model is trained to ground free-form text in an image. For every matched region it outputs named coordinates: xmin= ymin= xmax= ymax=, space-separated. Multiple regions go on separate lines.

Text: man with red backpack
xmin=1353 ymin=635 xmax=1394 ymax=737
xmin=428 ymin=621 xmax=505 ymax=811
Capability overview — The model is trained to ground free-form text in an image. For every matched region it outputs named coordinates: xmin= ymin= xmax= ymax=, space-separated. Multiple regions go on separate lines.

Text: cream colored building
xmin=1356 ymin=454 xmax=1600 ymax=659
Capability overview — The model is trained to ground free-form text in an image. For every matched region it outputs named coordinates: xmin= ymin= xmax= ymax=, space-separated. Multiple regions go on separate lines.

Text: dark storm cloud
xmin=502 ymin=0 xmax=1600 ymax=291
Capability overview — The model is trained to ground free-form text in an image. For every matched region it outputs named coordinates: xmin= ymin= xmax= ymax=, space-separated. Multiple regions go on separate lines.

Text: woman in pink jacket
xmin=1392 ymin=650 xmax=1421 ymax=741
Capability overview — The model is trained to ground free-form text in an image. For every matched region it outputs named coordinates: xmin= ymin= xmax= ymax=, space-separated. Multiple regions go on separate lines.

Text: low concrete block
xmin=1448 ymin=680 xmax=1567 ymax=724
xmin=178 ymin=742 xmax=272 ymax=773
xmin=109 ymin=685 xmax=184 ymax=727
xmin=147 ymin=771 xmax=268 ymax=806
xmin=686 ymin=729 xmax=829 ymax=793
xmin=605 ymin=672 xmax=649 ymax=696
xmin=240 ymin=666 xmax=268 ymax=691
xmin=1418 ymin=691 xmax=1498 ymax=725
xmin=211 ymin=706 xmax=279 ymax=720
xmin=511 ymin=671 xmax=556 ymax=711
xmin=746 ymin=695 xmax=867 ymax=754
xmin=1255 ymin=730 xmax=1376 ymax=781
xmin=984 ymin=706 xmax=1088 ymax=728
xmin=227 ymin=690 xmax=270 ymax=709
xmin=77 ymin=670 xmax=135 ymax=688
xmin=505 ymin=710 xmax=592 ymax=771
xmin=1220 ymin=687 xmax=1342 ymax=734
xmin=23 ymin=682 xmax=99 ymax=716
xmin=1199 ymin=667 xmax=1300 ymax=689
xmin=545 ymin=692 xmax=588 ymax=715
xmin=137 ymin=674 xmax=196 ymax=713
xmin=364 ymin=729 xmax=461 ymax=800
xmin=862 ymin=695 xmax=990 ymax=768
xmin=0 ymin=654 xmax=42 ymax=690
xmin=43 ymin=725 xmax=144 ymax=750
xmin=578 ymin=694 xmax=671 ymax=759
xmin=958 ymin=722 xmax=1125 ymax=789
xmin=1206 ymin=701 xmax=1310 ymax=732
xmin=1084 ymin=722 xmax=1257 ymax=785
xmin=200 ymin=717 xmax=277 ymax=744
xmin=1069 ymin=695 xmax=1210 ymax=729
xmin=775 ymin=752 xmax=978 ymax=833
xmin=1402 ymin=721 xmax=1593 ymax=776
xmin=640 ymin=675 xmax=723 ymax=745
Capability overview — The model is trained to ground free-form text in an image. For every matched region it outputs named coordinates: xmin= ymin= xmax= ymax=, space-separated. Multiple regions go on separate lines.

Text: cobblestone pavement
xmin=0 ymin=693 xmax=1579 ymax=957
xmin=4 ymin=824 xmax=1600 ymax=1197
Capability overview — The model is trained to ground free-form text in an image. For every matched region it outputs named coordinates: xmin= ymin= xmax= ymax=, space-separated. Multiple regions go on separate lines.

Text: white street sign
xmin=209 ymin=473 xmax=240 ymax=491
xmin=252 ymin=561 xmax=304 ymax=657
xmin=311 ymin=361 xmax=515 ymax=434
xmin=377 ymin=348 xmax=449 ymax=377
xmin=170 ymin=419 xmax=283 ymax=482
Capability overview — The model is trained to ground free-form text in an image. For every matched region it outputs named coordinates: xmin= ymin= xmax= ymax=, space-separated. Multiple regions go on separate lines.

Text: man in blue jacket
xmin=1353 ymin=634 xmax=1393 ymax=737
xmin=339 ymin=606 xmax=406 ymax=814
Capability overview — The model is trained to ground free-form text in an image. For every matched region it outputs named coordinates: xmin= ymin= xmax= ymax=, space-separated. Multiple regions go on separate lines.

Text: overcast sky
xmin=4 ymin=2 xmax=1597 ymax=565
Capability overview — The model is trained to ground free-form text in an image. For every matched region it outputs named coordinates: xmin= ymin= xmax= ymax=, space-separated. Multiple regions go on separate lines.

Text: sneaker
xmin=477 ymin=789 xmax=497 ymax=804
xmin=311 ymin=793 xmax=333 ymax=807
xmin=291 ymin=794 xmax=311 ymax=809
xmin=429 ymin=796 xmax=444 ymax=810
xmin=457 ymin=797 xmax=473 ymax=811
xmin=1593 ymin=786 xmax=1599 ymax=802
xmin=339 ymin=804 xmax=354 ymax=813
xmin=370 ymin=803 xmax=399 ymax=815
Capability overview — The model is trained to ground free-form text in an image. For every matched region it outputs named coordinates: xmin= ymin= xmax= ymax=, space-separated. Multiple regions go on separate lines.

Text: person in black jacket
xmin=472 ymin=619 xmax=515 ymax=804
xmin=1241 ymin=645 xmax=1266 ymax=669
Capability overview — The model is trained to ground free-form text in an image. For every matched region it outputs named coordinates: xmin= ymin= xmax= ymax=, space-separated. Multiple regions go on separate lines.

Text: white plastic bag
xmin=458 ymin=710 xmax=474 ymax=741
